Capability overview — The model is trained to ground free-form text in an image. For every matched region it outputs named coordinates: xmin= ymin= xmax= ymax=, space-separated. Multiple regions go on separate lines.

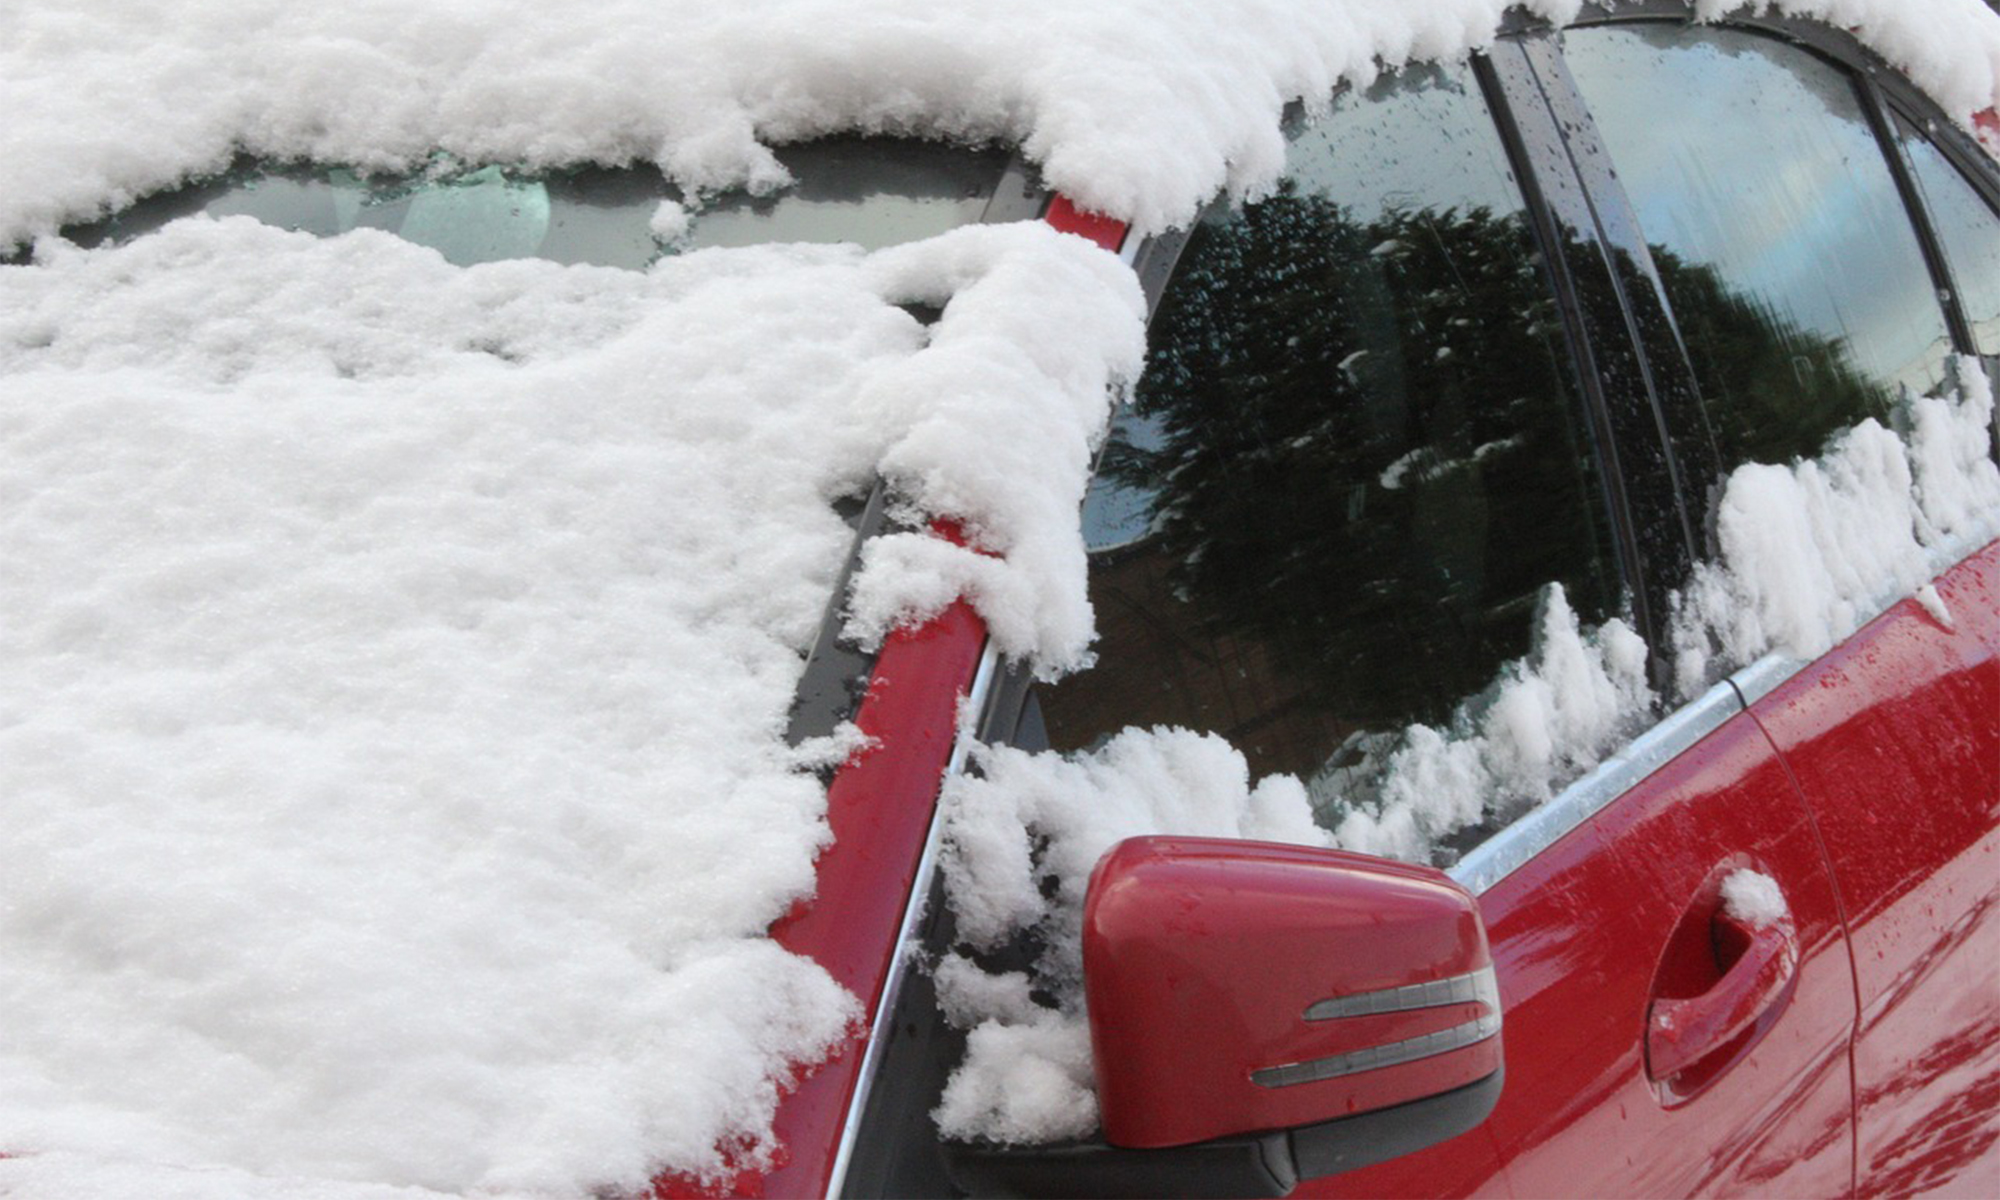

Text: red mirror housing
xmin=1084 ymin=836 xmax=1502 ymax=1151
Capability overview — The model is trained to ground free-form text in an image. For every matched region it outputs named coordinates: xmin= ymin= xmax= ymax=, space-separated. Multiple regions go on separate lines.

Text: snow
xmin=1720 ymin=868 xmax=1789 ymax=929
xmin=1916 ymin=582 xmax=1956 ymax=628
xmin=932 ymin=728 xmax=1329 ymax=1143
xmin=2 ymin=0 xmax=1998 ymax=1190
xmin=0 ymin=216 xmax=1138 ymax=1196
xmin=1672 ymin=362 xmax=2000 ymax=695
xmin=5 ymin=2 xmax=2000 ymax=252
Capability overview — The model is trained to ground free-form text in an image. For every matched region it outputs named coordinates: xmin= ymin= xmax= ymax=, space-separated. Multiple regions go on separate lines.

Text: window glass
xmin=1896 ymin=115 xmax=2000 ymax=356
xmin=61 ymin=137 xmax=1009 ymax=268
xmin=1562 ymin=25 xmax=1956 ymax=468
xmin=1045 ymin=64 xmax=1620 ymax=826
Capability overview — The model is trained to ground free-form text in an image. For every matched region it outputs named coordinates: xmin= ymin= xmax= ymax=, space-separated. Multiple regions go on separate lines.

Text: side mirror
xmin=947 ymin=837 xmax=1503 ymax=1198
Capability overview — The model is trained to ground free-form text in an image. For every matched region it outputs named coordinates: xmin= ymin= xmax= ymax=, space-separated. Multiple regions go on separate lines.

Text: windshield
xmin=60 ymin=137 xmax=1013 ymax=268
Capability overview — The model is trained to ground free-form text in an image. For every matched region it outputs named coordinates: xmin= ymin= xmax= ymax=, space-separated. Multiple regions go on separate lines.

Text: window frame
xmin=1462 ymin=4 xmax=2000 ymax=892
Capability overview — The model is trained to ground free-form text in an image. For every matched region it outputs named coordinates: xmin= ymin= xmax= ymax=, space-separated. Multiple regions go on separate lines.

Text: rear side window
xmin=59 ymin=137 xmax=1011 ymax=268
xmin=1561 ymin=25 xmax=1958 ymax=470
xmin=1044 ymin=63 xmax=1620 ymax=824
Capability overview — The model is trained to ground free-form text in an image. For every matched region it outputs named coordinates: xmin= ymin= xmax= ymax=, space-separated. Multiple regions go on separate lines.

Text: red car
xmin=741 ymin=6 xmax=2000 ymax=1197
xmin=8 ymin=4 xmax=1998 ymax=1198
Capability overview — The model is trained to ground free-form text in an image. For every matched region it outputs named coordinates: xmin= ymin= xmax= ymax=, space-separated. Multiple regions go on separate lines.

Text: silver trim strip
xmin=1448 ymin=676 xmax=1744 ymax=896
xmin=1450 ymin=530 xmax=1999 ymax=896
xmin=824 ymin=640 xmax=999 ymax=1199
xmin=1253 ymin=1011 xmax=1503 ymax=1090
xmin=1727 ymin=652 xmax=1808 ymax=708
xmin=1304 ymin=964 xmax=1500 ymax=1022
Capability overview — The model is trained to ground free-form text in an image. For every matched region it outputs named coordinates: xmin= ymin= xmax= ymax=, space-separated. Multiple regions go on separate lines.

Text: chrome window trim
xmin=1728 ymin=651 xmax=1810 ymax=710
xmin=1447 ymin=674 xmax=1745 ymax=895
xmin=826 ymin=640 xmax=999 ymax=1199
xmin=1453 ymin=527 xmax=1998 ymax=896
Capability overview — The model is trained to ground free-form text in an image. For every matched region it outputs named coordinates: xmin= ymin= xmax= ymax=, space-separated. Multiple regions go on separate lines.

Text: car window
xmin=1043 ymin=62 xmax=1621 ymax=832
xmin=1561 ymin=24 xmax=1958 ymax=470
xmin=1895 ymin=114 xmax=2000 ymax=358
xmin=59 ymin=137 xmax=1011 ymax=268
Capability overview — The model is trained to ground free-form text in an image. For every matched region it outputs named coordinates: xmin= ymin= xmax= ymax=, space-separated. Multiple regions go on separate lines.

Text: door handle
xmin=1646 ymin=911 xmax=1799 ymax=1083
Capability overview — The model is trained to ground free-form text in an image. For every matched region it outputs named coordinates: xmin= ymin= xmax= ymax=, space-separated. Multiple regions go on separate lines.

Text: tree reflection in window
xmin=1043 ymin=64 xmax=1621 ymax=822
xmin=1563 ymin=24 xmax=1957 ymax=472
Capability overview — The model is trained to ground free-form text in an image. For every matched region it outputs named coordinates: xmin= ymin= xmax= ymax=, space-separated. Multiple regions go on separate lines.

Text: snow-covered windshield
xmin=59 ymin=138 xmax=1012 ymax=268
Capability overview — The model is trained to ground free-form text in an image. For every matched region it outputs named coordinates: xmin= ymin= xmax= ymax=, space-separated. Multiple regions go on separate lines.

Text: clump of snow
xmin=1915 ymin=582 xmax=1956 ymax=628
xmin=934 ymin=1003 xmax=1098 ymax=1148
xmin=1671 ymin=361 xmax=2000 ymax=695
xmin=845 ymin=228 xmax=1148 ymax=669
xmin=1720 ymin=868 xmax=1789 ymax=928
xmin=1330 ymin=588 xmax=1652 ymax=861
xmin=0 ymin=215 xmax=1139 ymax=1196
xmin=5 ymin=2 xmax=1999 ymax=250
xmin=931 ymin=728 xmax=1328 ymax=1142
xmin=648 ymin=199 xmax=693 ymax=245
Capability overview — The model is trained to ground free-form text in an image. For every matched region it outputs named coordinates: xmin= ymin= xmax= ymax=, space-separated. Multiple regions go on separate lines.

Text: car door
xmin=954 ymin=32 xmax=1858 ymax=1196
xmin=1555 ymin=15 xmax=2000 ymax=1196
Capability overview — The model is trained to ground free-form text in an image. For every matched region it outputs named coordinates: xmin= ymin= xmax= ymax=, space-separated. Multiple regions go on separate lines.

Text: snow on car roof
xmin=4 ymin=1 xmax=2000 ymax=249
xmin=3 ymin=2 xmax=1999 ymax=1197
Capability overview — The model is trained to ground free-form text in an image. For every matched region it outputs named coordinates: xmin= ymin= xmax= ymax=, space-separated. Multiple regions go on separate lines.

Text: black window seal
xmin=1858 ymin=74 xmax=1982 ymax=359
xmin=1484 ymin=34 xmax=1687 ymax=671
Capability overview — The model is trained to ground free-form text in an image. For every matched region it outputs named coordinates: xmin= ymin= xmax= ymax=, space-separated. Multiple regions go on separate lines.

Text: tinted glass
xmin=1047 ymin=64 xmax=1619 ymax=824
xmin=1897 ymin=116 xmax=2000 ymax=356
xmin=61 ymin=138 xmax=1008 ymax=268
xmin=1564 ymin=25 xmax=1955 ymax=467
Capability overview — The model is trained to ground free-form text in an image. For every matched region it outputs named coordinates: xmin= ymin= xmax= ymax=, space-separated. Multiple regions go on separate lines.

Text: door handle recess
xmin=1645 ymin=913 xmax=1799 ymax=1083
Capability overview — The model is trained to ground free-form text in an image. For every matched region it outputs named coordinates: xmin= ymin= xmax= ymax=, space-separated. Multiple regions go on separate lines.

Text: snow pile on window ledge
xmin=933 ymin=359 xmax=2000 ymax=1146
xmin=1672 ymin=362 xmax=2000 ymax=694
xmin=4 ymin=1 xmax=1999 ymax=250
xmin=0 ymin=218 xmax=1140 ymax=1197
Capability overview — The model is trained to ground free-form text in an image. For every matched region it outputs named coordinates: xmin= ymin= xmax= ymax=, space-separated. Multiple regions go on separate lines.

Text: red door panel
xmin=1743 ymin=538 xmax=2000 ymax=1196
xmin=1311 ymin=710 xmax=1854 ymax=1198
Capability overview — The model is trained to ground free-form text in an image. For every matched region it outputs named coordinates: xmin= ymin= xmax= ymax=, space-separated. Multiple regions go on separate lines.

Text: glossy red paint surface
xmin=1083 ymin=838 xmax=1494 ymax=1149
xmin=1043 ymin=194 xmax=1128 ymax=250
xmin=758 ymin=596 xmax=986 ymax=1198
xmin=1744 ymin=538 xmax=2000 ymax=1196
xmin=1975 ymin=108 xmax=2000 ymax=157
xmin=655 ymin=553 xmax=985 ymax=1198
xmin=1309 ymin=709 xmax=1856 ymax=1198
